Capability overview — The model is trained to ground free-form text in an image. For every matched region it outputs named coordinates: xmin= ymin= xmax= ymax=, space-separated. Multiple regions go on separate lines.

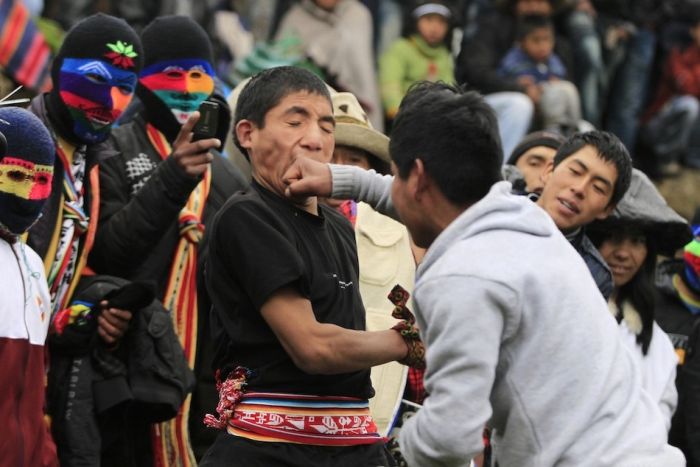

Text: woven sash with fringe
xmin=44 ymin=140 xmax=99 ymax=315
xmin=146 ymin=123 xmax=211 ymax=467
xmin=227 ymin=392 xmax=383 ymax=446
xmin=203 ymin=368 xmax=382 ymax=446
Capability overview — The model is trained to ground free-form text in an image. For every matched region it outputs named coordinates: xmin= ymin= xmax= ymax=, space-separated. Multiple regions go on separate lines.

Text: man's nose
xmin=110 ymin=87 xmax=132 ymax=114
xmin=300 ymin=125 xmax=324 ymax=151
xmin=570 ymin=177 xmax=588 ymax=198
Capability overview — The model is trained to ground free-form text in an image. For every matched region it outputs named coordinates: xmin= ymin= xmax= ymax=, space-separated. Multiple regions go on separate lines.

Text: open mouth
xmin=558 ymin=198 xmax=580 ymax=215
xmin=84 ymin=107 xmax=116 ymax=126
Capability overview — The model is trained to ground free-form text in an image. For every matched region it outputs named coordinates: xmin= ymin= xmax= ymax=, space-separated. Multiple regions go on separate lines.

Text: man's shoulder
xmin=218 ymin=187 xmax=265 ymax=214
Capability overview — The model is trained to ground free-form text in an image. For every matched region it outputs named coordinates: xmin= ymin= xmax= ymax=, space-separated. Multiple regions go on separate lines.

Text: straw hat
xmin=332 ymin=92 xmax=390 ymax=163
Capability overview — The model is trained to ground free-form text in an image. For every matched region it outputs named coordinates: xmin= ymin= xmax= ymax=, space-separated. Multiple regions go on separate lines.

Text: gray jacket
xmin=400 ymin=182 xmax=682 ymax=466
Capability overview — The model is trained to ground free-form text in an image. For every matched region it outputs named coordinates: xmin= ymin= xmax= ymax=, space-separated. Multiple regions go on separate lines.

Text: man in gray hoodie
xmin=283 ymin=82 xmax=684 ymax=466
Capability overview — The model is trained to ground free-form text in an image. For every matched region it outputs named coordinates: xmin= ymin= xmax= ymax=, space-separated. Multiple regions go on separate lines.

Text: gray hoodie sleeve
xmin=329 ymin=164 xmax=398 ymax=220
xmin=399 ymin=275 xmax=518 ymax=466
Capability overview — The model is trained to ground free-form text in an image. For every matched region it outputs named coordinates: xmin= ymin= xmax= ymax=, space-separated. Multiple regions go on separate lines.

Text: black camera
xmin=192 ymin=100 xmax=219 ymax=142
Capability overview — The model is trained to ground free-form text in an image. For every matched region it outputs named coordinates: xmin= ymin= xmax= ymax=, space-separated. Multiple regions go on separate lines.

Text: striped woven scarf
xmin=44 ymin=140 xmax=99 ymax=316
xmin=0 ymin=0 xmax=52 ymax=91
xmin=146 ymin=123 xmax=211 ymax=467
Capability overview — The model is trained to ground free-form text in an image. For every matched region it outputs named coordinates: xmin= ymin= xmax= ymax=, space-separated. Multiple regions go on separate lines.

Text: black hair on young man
xmin=234 ymin=66 xmax=331 ymax=155
xmin=553 ymin=130 xmax=633 ymax=207
xmin=389 ymin=80 xmax=503 ymax=206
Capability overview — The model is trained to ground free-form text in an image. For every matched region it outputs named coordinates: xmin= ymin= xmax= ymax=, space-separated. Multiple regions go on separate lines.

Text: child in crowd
xmin=379 ymin=1 xmax=454 ymax=122
xmin=499 ymin=14 xmax=585 ymax=133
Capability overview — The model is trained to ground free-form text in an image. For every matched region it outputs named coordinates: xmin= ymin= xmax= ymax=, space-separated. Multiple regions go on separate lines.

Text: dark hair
xmin=233 ymin=66 xmax=331 ymax=155
xmin=589 ymin=226 xmax=657 ymax=355
xmin=553 ymin=131 xmax=632 ymax=207
xmin=390 ymin=81 xmax=503 ymax=206
xmin=515 ymin=14 xmax=554 ymax=41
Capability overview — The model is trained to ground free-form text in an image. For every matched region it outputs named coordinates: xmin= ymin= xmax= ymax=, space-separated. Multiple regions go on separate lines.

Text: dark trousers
xmin=200 ymin=432 xmax=396 ymax=467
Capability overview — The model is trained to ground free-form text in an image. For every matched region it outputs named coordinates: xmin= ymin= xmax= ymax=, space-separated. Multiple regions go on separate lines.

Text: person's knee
xmin=566 ymin=11 xmax=596 ymax=36
xmin=506 ymin=92 xmax=534 ymax=121
xmin=678 ymin=95 xmax=700 ymax=121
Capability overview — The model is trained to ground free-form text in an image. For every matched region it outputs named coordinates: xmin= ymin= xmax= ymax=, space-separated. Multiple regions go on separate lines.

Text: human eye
xmin=7 ymin=170 xmax=30 ymax=182
xmin=86 ymin=73 xmax=108 ymax=84
xmin=189 ymin=65 xmax=206 ymax=79
xmin=163 ymin=66 xmax=185 ymax=79
xmin=632 ymin=234 xmax=646 ymax=245
xmin=593 ymin=183 xmax=608 ymax=195
xmin=34 ymin=172 xmax=51 ymax=185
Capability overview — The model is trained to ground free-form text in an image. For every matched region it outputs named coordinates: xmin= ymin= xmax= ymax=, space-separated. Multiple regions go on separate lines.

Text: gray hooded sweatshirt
xmin=330 ymin=168 xmax=684 ymax=466
xmin=398 ymin=182 xmax=684 ymax=466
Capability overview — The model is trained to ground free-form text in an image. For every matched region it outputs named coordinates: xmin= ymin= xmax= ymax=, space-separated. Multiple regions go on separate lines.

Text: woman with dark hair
xmin=589 ymin=168 xmax=691 ymax=430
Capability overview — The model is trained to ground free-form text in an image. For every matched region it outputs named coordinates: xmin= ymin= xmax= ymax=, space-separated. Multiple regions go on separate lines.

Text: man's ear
xmin=540 ymin=160 xmax=555 ymax=186
xmin=235 ymin=120 xmax=254 ymax=150
xmin=412 ymin=158 xmax=429 ymax=201
xmin=595 ymin=202 xmax=616 ymax=221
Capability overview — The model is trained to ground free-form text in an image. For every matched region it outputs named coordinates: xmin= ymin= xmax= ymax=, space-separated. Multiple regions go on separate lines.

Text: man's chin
xmin=289 ymin=193 xmax=313 ymax=207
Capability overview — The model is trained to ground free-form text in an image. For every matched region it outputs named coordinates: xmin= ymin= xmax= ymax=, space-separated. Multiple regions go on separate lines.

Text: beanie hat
xmin=507 ymin=130 xmax=565 ymax=165
xmin=137 ymin=16 xmax=219 ymax=140
xmin=413 ymin=2 xmax=453 ymax=19
xmin=332 ymin=91 xmax=390 ymax=164
xmin=51 ymin=13 xmax=142 ymax=87
xmin=682 ymin=207 xmax=700 ymax=296
xmin=0 ymin=107 xmax=55 ymax=236
xmin=48 ymin=13 xmax=142 ymax=144
xmin=141 ymin=15 xmax=213 ymax=68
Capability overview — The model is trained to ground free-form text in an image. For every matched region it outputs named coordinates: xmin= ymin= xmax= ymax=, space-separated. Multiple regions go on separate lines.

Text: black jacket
xmin=656 ymin=259 xmax=700 ymax=467
xmin=47 ymin=275 xmax=194 ymax=467
xmin=89 ymin=113 xmax=249 ymax=459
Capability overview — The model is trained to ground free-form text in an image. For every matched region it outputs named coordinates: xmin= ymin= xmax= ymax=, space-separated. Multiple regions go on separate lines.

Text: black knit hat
xmin=507 ymin=130 xmax=566 ymax=165
xmin=141 ymin=15 xmax=213 ymax=68
xmin=51 ymin=13 xmax=143 ymax=84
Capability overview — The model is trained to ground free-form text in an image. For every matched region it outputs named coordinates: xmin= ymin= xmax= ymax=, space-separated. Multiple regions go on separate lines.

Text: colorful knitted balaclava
xmin=48 ymin=13 xmax=142 ymax=144
xmin=139 ymin=16 xmax=215 ymax=124
xmin=0 ymin=107 xmax=55 ymax=236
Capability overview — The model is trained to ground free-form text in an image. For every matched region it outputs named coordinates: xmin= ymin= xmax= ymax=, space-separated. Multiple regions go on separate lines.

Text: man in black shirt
xmin=200 ymin=67 xmax=420 ymax=467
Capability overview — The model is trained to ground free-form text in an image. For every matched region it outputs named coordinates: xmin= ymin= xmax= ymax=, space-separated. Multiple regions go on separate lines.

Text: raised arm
xmin=91 ymin=113 xmax=219 ymax=275
xmin=284 ymin=158 xmax=398 ymax=220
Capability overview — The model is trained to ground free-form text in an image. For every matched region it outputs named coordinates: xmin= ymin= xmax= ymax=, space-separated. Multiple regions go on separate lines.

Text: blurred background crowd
xmin=1 ymin=0 xmax=699 ymax=221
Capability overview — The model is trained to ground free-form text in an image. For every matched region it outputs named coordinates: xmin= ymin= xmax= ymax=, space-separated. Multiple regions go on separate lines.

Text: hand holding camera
xmin=172 ymin=101 xmax=220 ymax=177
